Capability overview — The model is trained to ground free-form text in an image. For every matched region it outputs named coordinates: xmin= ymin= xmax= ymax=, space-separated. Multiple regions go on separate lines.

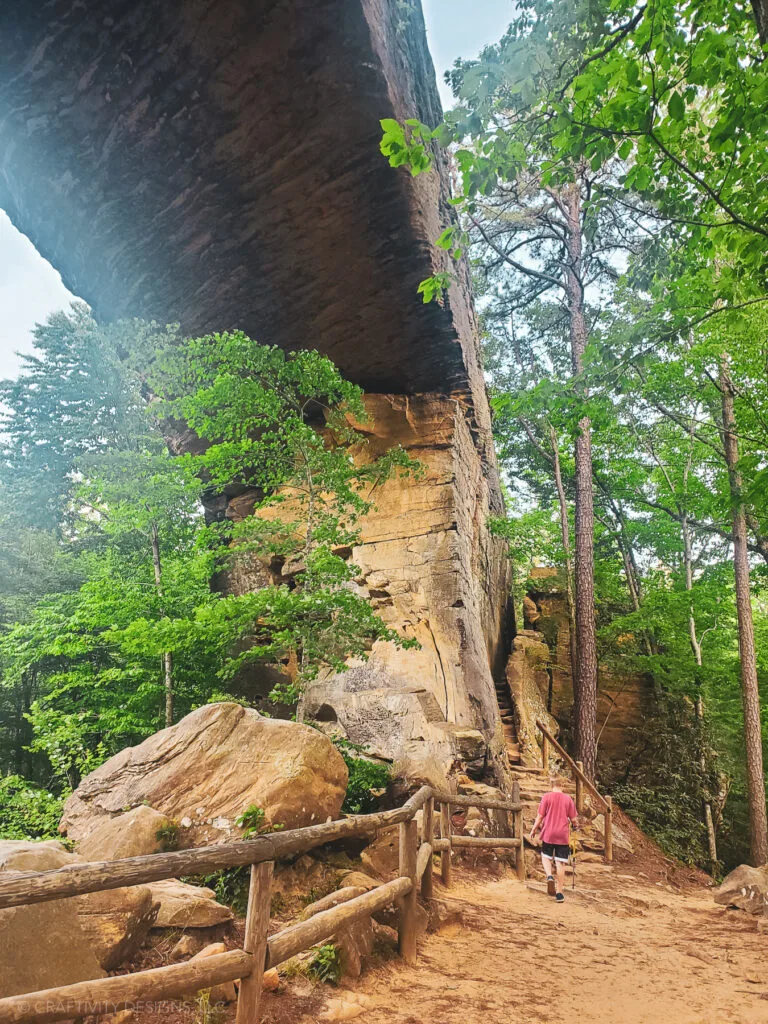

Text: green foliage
xmin=234 ymin=804 xmax=284 ymax=839
xmin=308 ymin=943 xmax=343 ymax=984
xmin=380 ymin=0 xmax=768 ymax=867
xmin=0 ymin=316 xmax=420 ymax=798
xmin=324 ymin=733 xmax=392 ymax=814
xmin=0 ymin=775 xmax=63 ymax=840
xmin=341 ymin=755 xmax=391 ymax=815
xmin=189 ymin=866 xmax=252 ymax=917
xmin=155 ymin=820 xmax=180 ymax=852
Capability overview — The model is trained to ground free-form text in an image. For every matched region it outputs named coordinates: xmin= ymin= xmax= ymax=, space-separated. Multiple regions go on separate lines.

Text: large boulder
xmin=0 ymin=839 xmax=160 ymax=994
xmin=60 ymin=703 xmax=348 ymax=846
xmin=77 ymin=885 xmax=159 ymax=970
xmin=715 ymin=864 xmax=768 ymax=915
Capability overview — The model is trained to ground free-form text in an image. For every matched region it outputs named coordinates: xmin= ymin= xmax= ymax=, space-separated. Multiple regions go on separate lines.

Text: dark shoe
xmin=547 ymin=876 xmax=556 ymax=896
xmin=556 ymin=892 xmax=565 ymax=903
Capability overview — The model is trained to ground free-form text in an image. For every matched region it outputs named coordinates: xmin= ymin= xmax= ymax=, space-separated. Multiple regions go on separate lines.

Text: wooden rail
xmin=536 ymin=719 xmax=613 ymax=862
xmin=0 ymin=783 xmax=526 ymax=1024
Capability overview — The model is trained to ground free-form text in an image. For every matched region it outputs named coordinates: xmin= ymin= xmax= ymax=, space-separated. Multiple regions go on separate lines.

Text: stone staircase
xmin=495 ymin=677 xmax=521 ymax=765
xmin=494 ymin=677 xmax=609 ymax=860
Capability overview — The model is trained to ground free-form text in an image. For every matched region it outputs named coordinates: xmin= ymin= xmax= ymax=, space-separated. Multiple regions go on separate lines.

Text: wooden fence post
xmin=604 ymin=796 xmax=613 ymax=863
xmin=421 ymin=797 xmax=434 ymax=900
xmin=440 ymin=801 xmax=452 ymax=888
xmin=236 ymin=861 xmax=273 ymax=1024
xmin=511 ymin=781 xmax=525 ymax=881
xmin=398 ymin=818 xmax=418 ymax=964
xmin=575 ymin=760 xmax=584 ymax=813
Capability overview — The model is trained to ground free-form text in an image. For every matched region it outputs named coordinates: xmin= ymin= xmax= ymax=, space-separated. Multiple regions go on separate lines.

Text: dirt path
xmin=315 ymin=865 xmax=768 ymax=1024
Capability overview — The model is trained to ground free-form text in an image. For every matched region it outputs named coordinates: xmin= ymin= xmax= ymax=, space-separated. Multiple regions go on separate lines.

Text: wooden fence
xmin=536 ymin=719 xmax=613 ymax=862
xmin=0 ymin=783 xmax=525 ymax=1024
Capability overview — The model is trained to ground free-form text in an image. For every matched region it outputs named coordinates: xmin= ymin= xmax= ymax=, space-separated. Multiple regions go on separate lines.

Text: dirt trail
xmin=319 ymin=865 xmax=768 ymax=1024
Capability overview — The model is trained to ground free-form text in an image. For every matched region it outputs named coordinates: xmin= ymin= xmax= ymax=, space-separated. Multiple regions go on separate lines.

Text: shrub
xmin=155 ymin=820 xmax=180 ymax=852
xmin=342 ymin=754 xmax=392 ymax=814
xmin=0 ymin=775 xmax=63 ymax=840
xmin=187 ymin=866 xmax=251 ymax=916
xmin=308 ymin=943 xmax=343 ymax=984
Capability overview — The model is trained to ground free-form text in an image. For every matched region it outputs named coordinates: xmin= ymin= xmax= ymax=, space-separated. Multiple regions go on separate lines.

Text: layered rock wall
xmin=304 ymin=395 xmax=512 ymax=783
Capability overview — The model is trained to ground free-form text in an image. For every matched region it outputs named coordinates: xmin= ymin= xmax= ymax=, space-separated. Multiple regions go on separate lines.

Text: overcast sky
xmin=0 ymin=0 xmax=515 ymax=381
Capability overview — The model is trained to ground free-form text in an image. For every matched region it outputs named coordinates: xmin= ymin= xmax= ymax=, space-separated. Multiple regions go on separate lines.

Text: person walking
xmin=529 ymin=775 xmax=579 ymax=903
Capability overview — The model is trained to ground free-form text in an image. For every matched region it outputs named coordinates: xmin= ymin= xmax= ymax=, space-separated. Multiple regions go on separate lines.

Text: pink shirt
xmin=537 ymin=790 xmax=578 ymax=845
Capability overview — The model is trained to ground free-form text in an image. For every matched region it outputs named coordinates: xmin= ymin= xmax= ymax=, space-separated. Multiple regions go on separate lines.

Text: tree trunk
xmin=720 ymin=358 xmax=768 ymax=866
xmin=751 ymin=0 xmax=768 ymax=43
xmin=564 ymin=182 xmax=598 ymax=780
xmin=151 ymin=520 xmax=173 ymax=728
xmin=683 ymin=515 xmax=719 ymax=870
xmin=549 ymin=423 xmax=579 ymax=692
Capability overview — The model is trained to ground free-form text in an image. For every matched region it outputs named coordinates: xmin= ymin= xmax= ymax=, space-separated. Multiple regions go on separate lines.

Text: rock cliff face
xmin=523 ymin=568 xmax=655 ymax=767
xmin=0 ymin=0 xmax=511 ymax=785
xmin=304 ymin=395 xmax=512 ymax=783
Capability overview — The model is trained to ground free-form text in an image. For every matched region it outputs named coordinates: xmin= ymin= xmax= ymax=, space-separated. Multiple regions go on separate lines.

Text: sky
xmin=0 ymin=0 xmax=515 ymax=381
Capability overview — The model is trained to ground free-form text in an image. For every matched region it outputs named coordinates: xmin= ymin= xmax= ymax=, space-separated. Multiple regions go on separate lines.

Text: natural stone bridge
xmin=0 ymin=0 xmax=511 ymax=783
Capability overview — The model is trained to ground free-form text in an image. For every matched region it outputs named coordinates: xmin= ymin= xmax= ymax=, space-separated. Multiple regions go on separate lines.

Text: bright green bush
xmin=0 ymin=775 xmax=63 ymax=840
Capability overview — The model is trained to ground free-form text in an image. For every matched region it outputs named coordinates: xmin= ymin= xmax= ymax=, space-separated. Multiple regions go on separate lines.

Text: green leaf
xmin=668 ymin=91 xmax=685 ymax=121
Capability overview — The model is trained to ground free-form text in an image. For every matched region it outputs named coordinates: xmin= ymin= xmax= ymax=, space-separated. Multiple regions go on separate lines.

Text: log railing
xmin=0 ymin=784 xmax=525 ymax=1024
xmin=536 ymin=718 xmax=613 ymax=863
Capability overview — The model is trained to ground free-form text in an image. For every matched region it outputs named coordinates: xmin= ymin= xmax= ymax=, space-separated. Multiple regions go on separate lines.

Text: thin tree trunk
xmin=564 ymin=182 xmax=598 ymax=780
xmin=683 ymin=514 xmax=719 ymax=870
xmin=549 ymin=423 xmax=579 ymax=692
xmin=151 ymin=520 xmax=173 ymax=728
xmin=720 ymin=357 xmax=768 ymax=865
xmin=751 ymin=0 xmax=768 ymax=43
xmin=295 ymin=463 xmax=316 ymax=726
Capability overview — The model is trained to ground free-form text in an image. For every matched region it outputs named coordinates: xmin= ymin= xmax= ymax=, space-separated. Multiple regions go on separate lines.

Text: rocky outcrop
xmin=715 ymin=863 xmax=768 ymax=915
xmin=77 ymin=885 xmax=159 ymax=970
xmin=60 ymin=703 xmax=348 ymax=845
xmin=0 ymin=842 xmax=104 ymax=996
xmin=505 ymin=631 xmax=558 ymax=766
xmin=0 ymin=840 xmax=158 ymax=991
xmin=302 ymin=394 xmax=511 ymax=785
xmin=526 ymin=568 xmax=656 ymax=767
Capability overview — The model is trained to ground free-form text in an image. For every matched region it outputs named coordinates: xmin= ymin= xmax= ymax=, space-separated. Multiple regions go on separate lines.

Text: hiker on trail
xmin=528 ymin=775 xmax=578 ymax=903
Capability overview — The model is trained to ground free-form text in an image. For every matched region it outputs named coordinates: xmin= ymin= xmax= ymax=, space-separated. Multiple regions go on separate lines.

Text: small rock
xmin=171 ymin=933 xmax=206 ymax=959
xmin=189 ymin=942 xmax=236 ymax=1003
xmin=427 ymin=899 xmax=463 ymax=933
xmin=360 ymin=826 xmax=400 ymax=880
xmin=100 ymin=1011 xmax=137 ymax=1024
xmin=262 ymin=967 xmax=280 ymax=992
xmin=339 ymin=871 xmax=381 ymax=891
xmin=715 ymin=864 xmax=768 ymax=916
xmin=320 ymin=992 xmax=373 ymax=1022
